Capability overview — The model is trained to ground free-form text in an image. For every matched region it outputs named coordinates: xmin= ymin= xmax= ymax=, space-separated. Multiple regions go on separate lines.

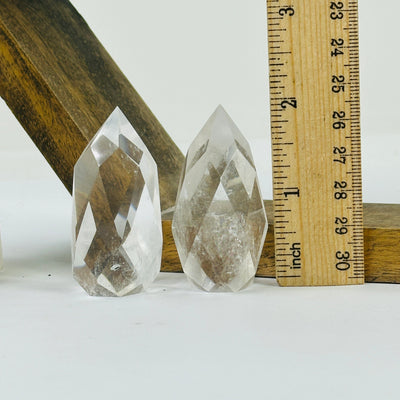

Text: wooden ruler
xmin=267 ymin=0 xmax=364 ymax=286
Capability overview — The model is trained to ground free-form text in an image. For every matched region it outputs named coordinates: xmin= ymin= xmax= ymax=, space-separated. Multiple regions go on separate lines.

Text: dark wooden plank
xmin=161 ymin=201 xmax=400 ymax=284
xmin=0 ymin=0 xmax=183 ymax=210
xmin=363 ymin=203 xmax=400 ymax=283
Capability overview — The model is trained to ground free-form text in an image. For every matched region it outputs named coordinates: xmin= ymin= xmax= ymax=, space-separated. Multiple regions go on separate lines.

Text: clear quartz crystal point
xmin=72 ymin=107 xmax=162 ymax=296
xmin=172 ymin=105 xmax=268 ymax=292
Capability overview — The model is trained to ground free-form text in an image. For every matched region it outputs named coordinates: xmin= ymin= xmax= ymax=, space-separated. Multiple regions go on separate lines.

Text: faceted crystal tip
xmin=189 ymin=105 xmax=252 ymax=153
xmin=172 ymin=106 xmax=268 ymax=292
xmin=72 ymin=107 xmax=162 ymax=297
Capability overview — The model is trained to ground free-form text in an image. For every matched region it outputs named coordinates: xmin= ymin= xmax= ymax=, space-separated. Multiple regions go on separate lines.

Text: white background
xmin=0 ymin=1 xmax=400 ymax=399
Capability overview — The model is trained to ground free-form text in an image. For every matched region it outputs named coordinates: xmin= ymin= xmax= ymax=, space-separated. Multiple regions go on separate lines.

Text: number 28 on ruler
xmin=267 ymin=0 xmax=364 ymax=286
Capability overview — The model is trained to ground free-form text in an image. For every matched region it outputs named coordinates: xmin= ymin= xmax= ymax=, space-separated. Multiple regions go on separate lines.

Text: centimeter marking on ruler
xmin=267 ymin=0 xmax=364 ymax=286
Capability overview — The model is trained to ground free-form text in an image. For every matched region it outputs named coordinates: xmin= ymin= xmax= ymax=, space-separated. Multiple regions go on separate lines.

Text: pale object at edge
xmin=0 ymin=232 xmax=2 ymax=271
xmin=72 ymin=107 xmax=162 ymax=296
xmin=172 ymin=106 xmax=268 ymax=292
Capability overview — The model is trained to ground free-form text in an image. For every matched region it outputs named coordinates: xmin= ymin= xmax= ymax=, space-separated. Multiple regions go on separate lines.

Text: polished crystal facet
xmin=72 ymin=107 xmax=162 ymax=296
xmin=172 ymin=105 xmax=267 ymax=292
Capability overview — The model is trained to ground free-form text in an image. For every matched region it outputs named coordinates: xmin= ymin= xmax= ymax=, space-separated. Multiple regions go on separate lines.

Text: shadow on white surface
xmin=1 ymin=244 xmax=70 ymax=286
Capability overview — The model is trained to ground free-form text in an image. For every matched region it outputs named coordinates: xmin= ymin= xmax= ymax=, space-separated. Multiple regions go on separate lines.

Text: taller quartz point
xmin=72 ymin=107 xmax=162 ymax=296
xmin=172 ymin=105 xmax=267 ymax=292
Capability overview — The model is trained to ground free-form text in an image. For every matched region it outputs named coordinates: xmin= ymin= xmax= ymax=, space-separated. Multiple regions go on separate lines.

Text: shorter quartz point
xmin=172 ymin=105 xmax=268 ymax=292
xmin=72 ymin=107 xmax=162 ymax=296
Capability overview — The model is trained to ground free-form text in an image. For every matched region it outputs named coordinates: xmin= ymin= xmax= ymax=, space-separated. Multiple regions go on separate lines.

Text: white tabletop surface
xmin=0 ymin=133 xmax=399 ymax=400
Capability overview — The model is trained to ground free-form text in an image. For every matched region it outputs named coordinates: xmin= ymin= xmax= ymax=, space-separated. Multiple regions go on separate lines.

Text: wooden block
xmin=363 ymin=204 xmax=400 ymax=283
xmin=0 ymin=0 xmax=184 ymax=210
xmin=161 ymin=201 xmax=400 ymax=284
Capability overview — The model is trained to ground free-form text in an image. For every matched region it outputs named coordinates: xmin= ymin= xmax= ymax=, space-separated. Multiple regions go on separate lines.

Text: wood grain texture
xmin=267 ymin=0 xmax=363 ymax=286
xmin=161 ymin=201 xmax=400 ymax=284
xmin=363 ymin=204 xmax=400 ymax=283
xmin=0 ymin=0 xmax=183 ymax=210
